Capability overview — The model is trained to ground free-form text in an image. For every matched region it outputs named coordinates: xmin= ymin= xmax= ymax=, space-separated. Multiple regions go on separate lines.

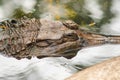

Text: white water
xmin=71 ymin=44 xmax=120 ymax=67
xmin=1 ymin=0 xmax=120 ymax=80
xmin=1 ymin=44 xmax=120 ymax=80
xmin=0 ymin=55 xmax=78 ymax=80
xmin=84 ymin=0 xmax=103 ymax=20
xmin=101 ymin=0 xmax=120 ymax=35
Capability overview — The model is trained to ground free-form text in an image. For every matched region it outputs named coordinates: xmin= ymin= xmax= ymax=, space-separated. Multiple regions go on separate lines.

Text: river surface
xmin=1 ymin=44 xmax=120 ymax=80
xmin=0 ymin=55 xmax=78 ymax=80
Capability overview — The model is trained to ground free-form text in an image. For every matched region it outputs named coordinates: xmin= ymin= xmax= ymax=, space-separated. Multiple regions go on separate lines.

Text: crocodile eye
xmin=10 ymin=19 xmax=19 ymax=28
xmin=11 ymin=19 xmax=17 ymax=24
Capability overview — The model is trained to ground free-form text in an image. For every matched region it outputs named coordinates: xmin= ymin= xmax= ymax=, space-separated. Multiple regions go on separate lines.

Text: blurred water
xmin=101 ymin=0 xmax=120 ymax=35
xmin=1 ymin=44 xmax=120 ymax=80
xmin=1 ymin=0 xmax=120 ymax=80
xmin=0 ymin=55 xmax=78 ymax=80
xmin=71 ymin=44 xmax=120 ymax=67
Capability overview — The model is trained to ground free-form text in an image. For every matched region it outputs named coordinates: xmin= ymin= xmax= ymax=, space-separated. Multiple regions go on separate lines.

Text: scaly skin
xmin=0 ymin=18 xmax=80 ymax=59
xmin=0 ymin=19 xmax=120 ymax=59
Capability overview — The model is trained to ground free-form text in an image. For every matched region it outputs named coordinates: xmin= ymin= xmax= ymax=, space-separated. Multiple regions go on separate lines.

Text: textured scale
xmin=0 ymin=18 xmax=41 ymax=56
xmin=0 ymin=19 xmax=120 ymax=59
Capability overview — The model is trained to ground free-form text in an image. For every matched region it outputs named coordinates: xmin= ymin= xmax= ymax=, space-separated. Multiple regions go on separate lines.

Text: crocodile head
xmin=0 ymin=18 xmax=82 ymax=59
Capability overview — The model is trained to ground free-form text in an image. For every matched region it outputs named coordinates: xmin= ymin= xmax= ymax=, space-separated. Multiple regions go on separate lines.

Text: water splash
xmin=71 ymin=44 xmax=120 ymax=67
xmin=0 ymin=54 xmax=78 ymax=80
xmin=101 ymin=0 xmax=120 ymax=35
xmin=84 ymin=0 xmax=103 ymax=20
xmin=0 ymin=0 xmax=36 ymax=19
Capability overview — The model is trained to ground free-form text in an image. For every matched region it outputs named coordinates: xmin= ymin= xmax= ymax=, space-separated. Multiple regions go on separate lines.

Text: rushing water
xmin=71 ymin=44 xmax=120 ymax=67
xmin=1 ymin=44 xmax=120 ymax=80
xmin=1 ymin=0 xmax=120 ymax=80
xmin=0 ymin=55 xmax=78 ymax=80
